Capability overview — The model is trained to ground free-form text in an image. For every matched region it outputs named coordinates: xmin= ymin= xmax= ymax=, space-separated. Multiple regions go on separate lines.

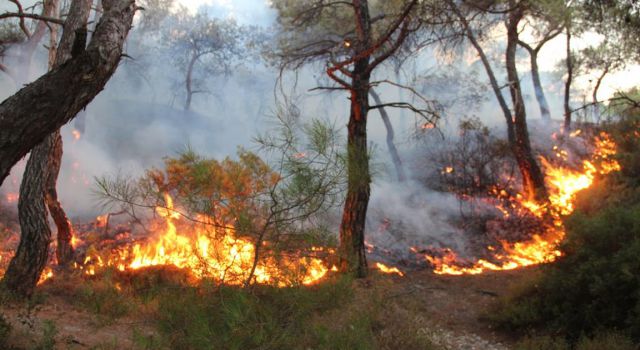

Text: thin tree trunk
xmin=370 ymin=89 xmax=406 ymax=182
xmin=592 ymin=64 xmax=609 ymax=123
xmin=3 ymin=0 xmax=131 ymax=297
xmin=506 ymin=3 xmax=547 ymax=202
xmin=528 ymin=50 xmax=551 ymax=121
xmin=339 ymin=0 xmax=371 ymax=277
xmin=563 ymin=26 xmax=573 ymax=131
xmin=0 ymin=0 xmax=136 ymax=187
xmin=184 ymin=54 xmax=197 ymax=111
xmin=448 ymin=0 xmax=515 ymax=146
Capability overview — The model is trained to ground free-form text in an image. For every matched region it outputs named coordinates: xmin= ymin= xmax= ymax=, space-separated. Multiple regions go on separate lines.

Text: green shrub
xmin=149 ymin=276 xmax=385 ymax=349
xmin=493 ymin=204 xmax=640 ymax=342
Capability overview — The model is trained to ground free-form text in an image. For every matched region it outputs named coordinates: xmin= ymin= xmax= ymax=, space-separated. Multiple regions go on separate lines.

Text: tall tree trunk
xmin=0 ymin=0 xmax=136 ymax=187
xmin=563 ymin=26 xmax=573 ymax=131
xmin=506 ymin=3 xmax=547 ymax=202
xmin=3 ymin=0 xmax=128 ymax=297
xmin=339 ymin=0 xmax=371 ymax=277
xmin=369 ymin=89 xmax=406 ymax=182
xmin=528 ymin=49 xmax=551 ymax=121
xmin=3 ymin=141 xmax=53 ymax=297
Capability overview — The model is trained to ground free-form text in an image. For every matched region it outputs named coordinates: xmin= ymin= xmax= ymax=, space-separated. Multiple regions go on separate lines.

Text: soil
xmin=0 ymin=265 xmax=536 ymax=349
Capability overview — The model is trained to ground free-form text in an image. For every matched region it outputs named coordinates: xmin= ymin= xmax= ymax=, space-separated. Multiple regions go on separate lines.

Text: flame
xmin=71 ymin=129 xmax=81 ymax=141
xmin=426 ymin=131 xmax=621 ymax=275
xmin=375 ymin=262 xmax=404 ymax=276
xmin=77 ymin=194 xmax=332 ymax=287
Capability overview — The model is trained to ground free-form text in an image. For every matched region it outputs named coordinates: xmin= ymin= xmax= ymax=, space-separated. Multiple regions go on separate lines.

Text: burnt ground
xmin=0 ymin=265 xmax=537 ymax=349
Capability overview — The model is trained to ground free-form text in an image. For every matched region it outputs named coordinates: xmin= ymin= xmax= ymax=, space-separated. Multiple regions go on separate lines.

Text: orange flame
xmin=375 ymin=262 xmax=404 ymax=276
xmin=426 ymin=131 xmax=621 ymax=275
xmin=78 ymin=194 xmax=331 ymax=286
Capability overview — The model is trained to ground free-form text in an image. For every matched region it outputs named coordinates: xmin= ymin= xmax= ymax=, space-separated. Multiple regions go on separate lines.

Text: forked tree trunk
xmin=506 ymin=3 xmax=547 ymax=202
xmin=0 ymin=0 xmax=136 ymax=187
xmin=370 ymin=89 xmax=406 ymax=182
xmin=19 ymin=0 xmax=91 ymax=272
xmin=2 ymin=0 xmax=134 ymax=297
xmin=339 ymin=0 xmax=372 ymax=277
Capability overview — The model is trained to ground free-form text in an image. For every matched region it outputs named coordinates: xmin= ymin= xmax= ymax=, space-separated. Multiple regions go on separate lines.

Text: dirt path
xmin=372 ymin=267 xmax=539 ymax=349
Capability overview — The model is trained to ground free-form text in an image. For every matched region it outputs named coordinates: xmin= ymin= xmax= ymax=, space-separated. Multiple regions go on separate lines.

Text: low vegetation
xmin=492 ymin=103 xmax=640 ymax=345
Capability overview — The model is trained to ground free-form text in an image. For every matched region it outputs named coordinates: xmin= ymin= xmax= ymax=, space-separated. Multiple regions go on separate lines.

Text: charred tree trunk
xmin=0 ymin=0 xmax=136 ymax=187
xmin=369 ymin=89 xmax=406 ymax=182
xmin=338 ymin=0 xmax=372 ymax=277
xmin=506 ymin=3 xmax=547 ymax=202
xmin=563 ymin=26 xmax=573 ymax=131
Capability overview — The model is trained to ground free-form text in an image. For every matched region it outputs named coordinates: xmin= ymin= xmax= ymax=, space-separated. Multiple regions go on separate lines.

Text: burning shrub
xmin=420 ymin=118 xmax=515 ymax=197
xmin=491 ymin=125 xmax=640 ymax=343
xmin=93 ymin=115 xmax=345 ymax=287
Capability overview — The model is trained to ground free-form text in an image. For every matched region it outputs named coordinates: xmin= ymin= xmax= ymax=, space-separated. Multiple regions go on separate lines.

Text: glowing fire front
xmin=425 ymin=131 xmax=621 ymax=275
xmin=76 ymin=195 xmax=334 ymax=287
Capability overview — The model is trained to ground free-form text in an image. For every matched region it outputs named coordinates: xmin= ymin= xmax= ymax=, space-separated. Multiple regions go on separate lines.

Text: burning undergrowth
xmin=367 ymin=121 xmax=621 ymax=275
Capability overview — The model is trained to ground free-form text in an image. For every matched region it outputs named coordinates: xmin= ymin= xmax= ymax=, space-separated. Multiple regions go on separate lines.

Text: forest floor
xmin=0 ymin=263 xmax=536 ymax=349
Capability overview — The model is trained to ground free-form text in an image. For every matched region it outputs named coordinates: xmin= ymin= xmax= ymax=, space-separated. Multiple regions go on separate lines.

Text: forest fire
xmin=425 ymin=131 xmax=621 ymax=275
xmin=71 ymin=195 xmax=336 ymax=286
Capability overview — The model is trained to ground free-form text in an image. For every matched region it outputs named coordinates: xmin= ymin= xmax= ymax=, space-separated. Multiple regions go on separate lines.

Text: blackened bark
xmin=506 ymin=3 xmax=547 ymax=202
xmin=370 ymin=89 xmax=406 ymax=182
xmin=0 ymin=0 xmax=136 ymax=187
xmin=339 ymin=0 xmax=372 ymax=277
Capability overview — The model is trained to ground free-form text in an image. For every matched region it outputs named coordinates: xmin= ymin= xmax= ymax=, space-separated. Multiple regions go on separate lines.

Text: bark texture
xmin=0 ymin=0 xmax=136 ymax=187
xmin=2 ymin=0 xmax=135 ymax=297
xmin=505 ymin=3 xmax=547 ymax=202
xmin=339 ymin=0 xmax=372 ymax=277
xmin=370 ymin=89 xmax=406 ymax=182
